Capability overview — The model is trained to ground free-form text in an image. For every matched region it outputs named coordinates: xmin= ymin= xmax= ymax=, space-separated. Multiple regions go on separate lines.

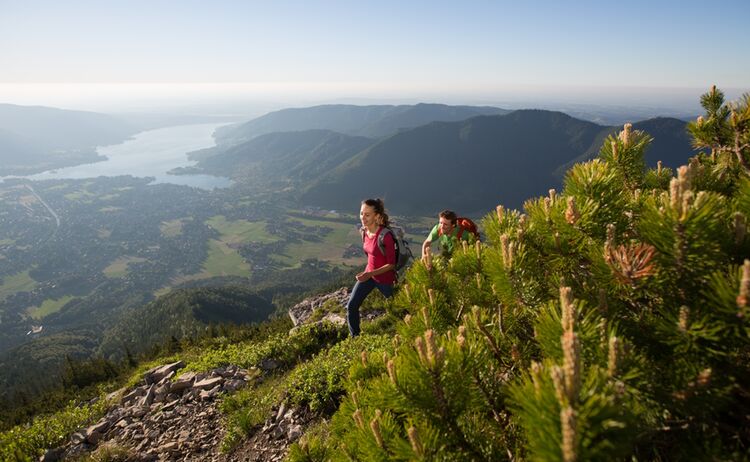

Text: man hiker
xmin=421 ymin=210 xmax=478 ymax=262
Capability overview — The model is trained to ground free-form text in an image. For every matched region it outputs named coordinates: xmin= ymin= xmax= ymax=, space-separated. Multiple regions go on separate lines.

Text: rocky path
xmin=44 ymin=361 xmax=305 ymax=461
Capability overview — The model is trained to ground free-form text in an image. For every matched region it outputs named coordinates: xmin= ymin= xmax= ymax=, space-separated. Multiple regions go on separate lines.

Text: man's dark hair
xmin=439 ymin=210 xmax=457 ymax=225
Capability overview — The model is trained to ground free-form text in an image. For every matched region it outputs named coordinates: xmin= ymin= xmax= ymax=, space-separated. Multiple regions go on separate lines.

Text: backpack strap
xmin=362 ymin=226 xmax=387 ymax=257
xmin=377 ymin=227 xmax=386 ymax=257
xmin=377 ymin=226 xmax=395 ymax=259
xmin=456 ymin=224 xmax=465 ymax=240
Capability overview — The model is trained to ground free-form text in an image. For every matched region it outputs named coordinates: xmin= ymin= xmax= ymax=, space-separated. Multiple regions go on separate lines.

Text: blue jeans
xmin=346 ymin=279 xmax=394 ymax=336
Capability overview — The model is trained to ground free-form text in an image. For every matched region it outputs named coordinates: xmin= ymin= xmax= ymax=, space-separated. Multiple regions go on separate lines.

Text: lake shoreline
xmin=0 ymin=123 xmax=233 ymax=190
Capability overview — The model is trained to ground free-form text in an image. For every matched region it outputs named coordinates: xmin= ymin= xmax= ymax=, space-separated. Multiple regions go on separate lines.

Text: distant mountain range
xmin=0 ymin=104 xmax=140 ymax=175
xmin=213 ymin=103 xmax=511 ymax=144
xmin=191 ymin=105 xmax=695 ymax=214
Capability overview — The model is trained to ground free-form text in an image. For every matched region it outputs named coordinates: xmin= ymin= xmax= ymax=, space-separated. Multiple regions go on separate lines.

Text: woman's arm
xmin=368 ymin=263 xmax=396 ymax=276
xmin=356 ymin=263 xmax=395 ymax=282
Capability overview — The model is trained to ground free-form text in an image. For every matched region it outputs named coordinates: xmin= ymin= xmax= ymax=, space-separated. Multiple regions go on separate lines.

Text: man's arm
xmin=421 ymin=238 xmax=432 ymax=259
xmin=422 ymin=224 xmax=440 ymax=259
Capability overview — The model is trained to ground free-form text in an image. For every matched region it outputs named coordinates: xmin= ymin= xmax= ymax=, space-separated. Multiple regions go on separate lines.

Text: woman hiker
xmin=346 ymin=198 xmax=396 ymax=337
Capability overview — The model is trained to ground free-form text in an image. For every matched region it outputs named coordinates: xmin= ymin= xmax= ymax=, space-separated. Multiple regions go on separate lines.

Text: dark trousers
xmin=346 ymin=279 xmax=394 ymax=336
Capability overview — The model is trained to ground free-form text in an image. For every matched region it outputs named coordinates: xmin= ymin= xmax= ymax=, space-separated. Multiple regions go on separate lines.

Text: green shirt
xmin=427 ymin=224 xmax=474 ymax=256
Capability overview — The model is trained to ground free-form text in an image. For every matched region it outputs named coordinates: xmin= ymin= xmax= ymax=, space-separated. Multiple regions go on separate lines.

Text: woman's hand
xmin=355 ymin=271 xmax=372 ymax=282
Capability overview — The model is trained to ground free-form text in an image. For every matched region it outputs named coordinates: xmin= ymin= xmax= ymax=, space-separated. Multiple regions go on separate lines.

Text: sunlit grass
xmin=27 ymin=295 xmax=75 ymax=319
xmin=273 ymin=217 xmax=361 ymax=267
xmin=206 ymin=215 xmax=278 ymax=245
xmin=0 ymin=270 xmax=36 ymax=301
xmin=63 ymin=190 xmax=95 ymax=201
xmin=156 ymin=237 xmax=252 ymax=295
xmin=103 ymin=256 xmax=147 ymax=278
xmin=203 ymin=239 xmax=251 ymax=277
xmin=160 ymin=218 xmax=191 ymax=237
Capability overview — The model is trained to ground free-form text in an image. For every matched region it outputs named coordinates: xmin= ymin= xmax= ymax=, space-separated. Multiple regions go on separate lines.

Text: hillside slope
xmin=193 ymin=129 xmax=375 ymax=185
xmin=0 ymin=104 xmax=137 ymax=175
xmin=302 ymin=110 xmax=606 ymax=213
xmin=98 ymin=286 xmax=274 ymax=356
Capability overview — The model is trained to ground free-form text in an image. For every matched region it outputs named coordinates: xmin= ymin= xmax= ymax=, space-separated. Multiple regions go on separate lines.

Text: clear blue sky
xmin=1 ymin=0 xmax=748 ymax=109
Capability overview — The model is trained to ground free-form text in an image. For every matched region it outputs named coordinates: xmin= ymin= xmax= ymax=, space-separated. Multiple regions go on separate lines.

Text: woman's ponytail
xmin=362 ymin=198 xmax=390 ymax=227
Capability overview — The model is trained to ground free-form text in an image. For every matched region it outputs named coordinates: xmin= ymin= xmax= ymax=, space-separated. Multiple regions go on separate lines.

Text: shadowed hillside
xmin=302 ymin=110 xmax=607 ymax=213
xmin=193 ymin=129 xmax=374 ymax=185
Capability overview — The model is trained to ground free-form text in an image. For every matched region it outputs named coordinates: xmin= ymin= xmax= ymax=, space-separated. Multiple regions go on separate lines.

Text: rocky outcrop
xmin=287 ymin=286 xmax=389 ymax=330
xmin=287 ymin=287 xmax=350 ymax=326
xmin=52 ymin=363 xmax=258 ymax=461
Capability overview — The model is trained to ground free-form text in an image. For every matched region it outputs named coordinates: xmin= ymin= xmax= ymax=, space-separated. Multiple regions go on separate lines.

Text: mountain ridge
xmin=189 ymin=105 xmax=694 ymax=215
xmin=214 ymin=103 xmax=511 ymax=145
xmin=0 ymin=104 xmax=138 ymax=175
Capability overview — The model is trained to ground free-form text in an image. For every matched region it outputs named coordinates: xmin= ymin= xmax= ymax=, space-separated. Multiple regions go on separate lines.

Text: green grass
xmin=157 ymin=237 xmax=253 ymax=295
xmin=0 ymin=239 xmax=15 ymax=246
xmin=285 ymin=334 xmax=393 ymax=411
xmin=27 ymin=296 xmax=75 ymax=319
xmin=160 ymin=218 xmax=190 ymax=237
xmin=206 ymin=215 xmax=278 ymax=245
xmin=288 ymin=208 xmax=348 ymax=220
xmin=103 ymin=257 xmax=147 ymax=278
xmin=202 ymin=239 xmax=252 ymax=277
xmin=63 ymin=190 xmax=95 ymax=201
xmin=0 ymin=397 xmax=110 ymax=461
xmin=156 ymin=216 xmax=268 ymax=292
xmin=273 ymin=217 xmax=362 ymax=267
xmin=0 ymin=270 xmax=36 ymax=301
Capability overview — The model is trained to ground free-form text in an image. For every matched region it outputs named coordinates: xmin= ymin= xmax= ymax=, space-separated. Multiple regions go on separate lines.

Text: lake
xmin=1 ymin=123 xmax=232 ymax=189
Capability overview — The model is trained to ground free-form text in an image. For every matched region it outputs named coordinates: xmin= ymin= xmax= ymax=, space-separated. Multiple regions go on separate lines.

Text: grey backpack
xmin=361 ymin=225 xmax=414 ymax=273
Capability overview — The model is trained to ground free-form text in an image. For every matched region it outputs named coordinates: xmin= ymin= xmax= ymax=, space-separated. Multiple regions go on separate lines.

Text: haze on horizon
xmin=1 ymin=0 xmax=748 ymax=115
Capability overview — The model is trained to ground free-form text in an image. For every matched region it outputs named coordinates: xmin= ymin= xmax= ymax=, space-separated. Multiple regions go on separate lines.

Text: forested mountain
xmin=213 ymin=103 xmax=510 ymax=145
xmin=0 ymin=128 xmax=44 ymax=163
xmin=191 ymin=129 xmax=374 ymax=185
xmin=556 ymin=116 xmax=694 ymax=175
xmin=632 ymin=116 xmax=695 ymax=166
xmin=0 ymin=104 xmax=138 ymax=175
xmin=0 ymin=104 xmax=135 ymax=151
xmin=195 ymin=110 xmax=693 ymax=215
xmin=97 ymin=286 xmax=274 ymax=357
xmin=302 ymin=110 xmax=608 ymax=214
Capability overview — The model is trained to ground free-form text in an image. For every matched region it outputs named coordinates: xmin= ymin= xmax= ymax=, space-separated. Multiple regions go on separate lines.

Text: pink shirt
xmin=363 ymin=226 xmax=396 ymax=285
